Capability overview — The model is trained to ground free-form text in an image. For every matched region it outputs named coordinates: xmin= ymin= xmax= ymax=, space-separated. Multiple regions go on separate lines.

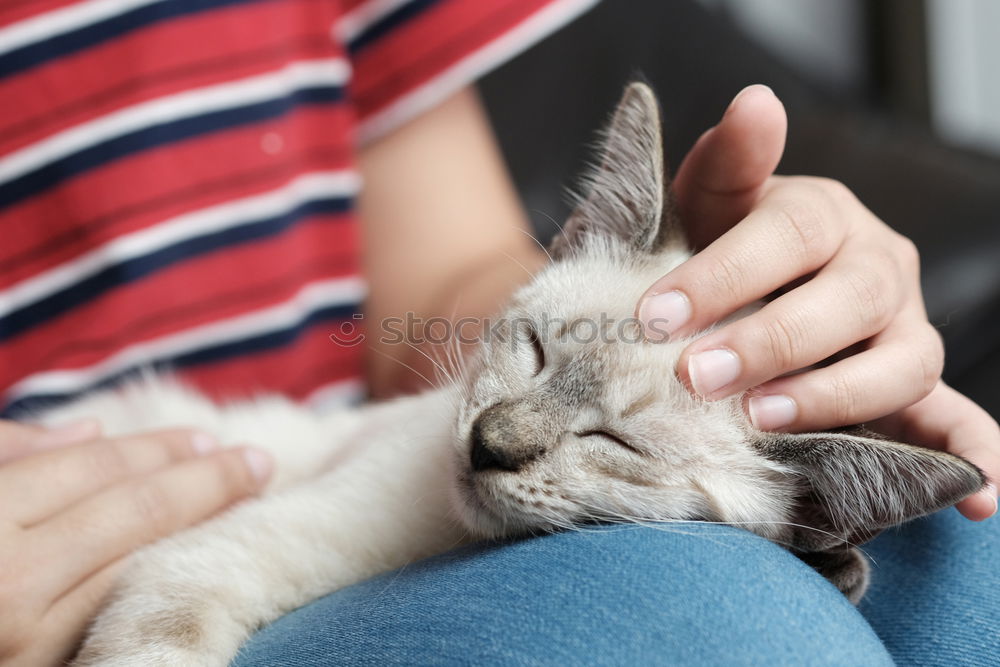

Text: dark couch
xmin=480 ymin=0 xmax=1000 ymax=418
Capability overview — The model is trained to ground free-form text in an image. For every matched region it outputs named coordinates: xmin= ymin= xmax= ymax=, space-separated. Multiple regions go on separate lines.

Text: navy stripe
xmin=0 ymin=196 xmax=352 ymax=342
xmin=346 ymin=0 xmax=442 ymax=55
xmin=0 ymin=0 xmax=270 ymax=79
xmin=0 ymin=85 xmax=343 ymax=209
xmin=0 ymin=302 xmax=360 ymax=419
xmin=0 ymin=34 xmax=334 ymax=145
xmin=0 ymin=147 xmax=348 ymax=274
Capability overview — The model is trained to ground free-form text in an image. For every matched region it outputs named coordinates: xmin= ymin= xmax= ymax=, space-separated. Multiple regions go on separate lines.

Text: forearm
xmin=359 ymin=87 xmax=544 ymax=397
xmin=380 ymin=244 xmax=546 ymax=396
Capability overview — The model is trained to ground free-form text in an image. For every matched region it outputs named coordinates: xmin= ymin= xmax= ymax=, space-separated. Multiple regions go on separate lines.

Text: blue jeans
xmin=232 ymin=510 xmax=998 ymax=666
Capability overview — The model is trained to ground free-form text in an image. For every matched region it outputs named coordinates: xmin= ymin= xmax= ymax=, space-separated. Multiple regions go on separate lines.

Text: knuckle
xmin=129 ymin=481 xmax=174 ymax=537
xmin=914 ymin=328 xmax=945 ymax=395
xmin=702 ymin=251 xmax=749 ymax=300
xmin=212 ymin=452 xmax=255 ymax=500
xmin=828 ymin=371 xmax=864 ymax=425
xmin=157 ymin=428 xmax=201 ymax=459
xmin=772 ymin=197 xmax=829 ymax=266
xmin=86 ymin=441 xmax=131 ymax=485
xmin=813 ymin=176 xmax=854 ymax=204
xmin=843 ymin=265 xmax=891 ymax=328
xmin=758 ymin=314 xmax=809 ymax=370
xmin=894 ymin=234 xmax=921 ymax=275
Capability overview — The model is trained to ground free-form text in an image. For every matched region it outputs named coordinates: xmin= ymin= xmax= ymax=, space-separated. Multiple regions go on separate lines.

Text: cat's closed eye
xmin=526 ymin=326 xmax=545 ymax=376
xmin=576 ymin=430 xmax=642 ymax=455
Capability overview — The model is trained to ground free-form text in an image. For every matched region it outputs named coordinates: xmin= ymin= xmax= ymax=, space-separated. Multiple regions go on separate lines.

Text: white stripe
xmin=334 ymin=0 xmax=413 ymax=44
xmin=0 ymin=58 xmax=350 ymax=186
xmin=306 ymin=378 xmax=367 ymax=411
xmin=0 ymin=170 xmax=361 ymax=319
xmin=6 ymin=276 xmax=368 ymax=402
xmin=357 ymin=0 xmax=598 ymax=143
xmin=0 ymin=0 xmax=165 ymax=58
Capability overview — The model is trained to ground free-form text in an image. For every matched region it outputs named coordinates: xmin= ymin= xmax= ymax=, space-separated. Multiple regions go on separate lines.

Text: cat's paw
xmin=73 ymin=598 xmax=234 ymax=667
xmin=797 ymin=546 xmax=871 ymax=604
xmin=73 ymin=550 xmax=245 ymax=667
xmin=73 ymin=643 xmax=213 ymax=667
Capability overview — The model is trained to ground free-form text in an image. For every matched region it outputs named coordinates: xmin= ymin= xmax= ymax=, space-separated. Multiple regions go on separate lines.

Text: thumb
xmin=673 ymin=84 xmax=787 ymax=248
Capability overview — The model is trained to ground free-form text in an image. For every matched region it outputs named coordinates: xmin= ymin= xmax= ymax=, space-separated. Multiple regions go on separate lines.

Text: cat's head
xmin=448 ymin=82 xmax=984 ymax=601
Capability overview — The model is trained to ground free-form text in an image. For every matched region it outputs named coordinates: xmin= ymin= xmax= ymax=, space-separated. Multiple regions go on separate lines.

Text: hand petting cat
xmin=637 ymin=84 xmax=999 ymax=521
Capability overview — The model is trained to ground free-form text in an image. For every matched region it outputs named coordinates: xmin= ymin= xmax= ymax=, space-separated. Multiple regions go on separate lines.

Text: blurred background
xmin=479 ymin=0 xmax=1000 ymax=419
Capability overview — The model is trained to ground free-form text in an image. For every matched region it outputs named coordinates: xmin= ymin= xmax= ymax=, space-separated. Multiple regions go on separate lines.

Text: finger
xmin=0 ymin=418 xmax=101 ymax=464
xmin=673 ymin=84 xmax=787 ymax=247
xmin=742 ymin=316 xmax=945 ymax=432
xmin=30 ymin=447 xmax=271 ymax=598
xmin=40 ymin=559 xmax=127 ymax=667
xmin=873 ymin=383 xmax=999 ymax=521
xmin=0 ymin=429 xmax=218 ymax=526
xmin=639 ymin=177 xmax=852 ymax=340
xmin=676 ymin=250 xmax=906 ymax=398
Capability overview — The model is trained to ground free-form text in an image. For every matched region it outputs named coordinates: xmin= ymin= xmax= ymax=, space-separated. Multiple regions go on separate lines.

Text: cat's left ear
xmin=756 ymin=426 xmax=985 ymax=550
xmin=551 ymin=81 xmax=685 ymax=258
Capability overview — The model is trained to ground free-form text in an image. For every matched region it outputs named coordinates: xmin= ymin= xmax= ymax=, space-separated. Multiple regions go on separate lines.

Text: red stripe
xmin=338 ymin=0 xmax=370 ymax=14
xmin=0 ymin=0 xmax=81 ymax=28
xmin=0 ymin=106 xmax=355 ymax=286
xmin=0 ymin=4 xmax=339 ymax=150
xmin=351 ymin=0 xmax=550 ymax=120
xmin=0 ymin=213 xmax=361 ymax=388
xmin=0 ymin=0 xmax=341 ymax=152
xmin=177 ymin=320 xmax=366 ymax=404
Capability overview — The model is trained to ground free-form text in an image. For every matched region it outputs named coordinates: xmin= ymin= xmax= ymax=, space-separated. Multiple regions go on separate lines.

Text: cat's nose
xmin=469 ymin=416 xmax=521 ymax=472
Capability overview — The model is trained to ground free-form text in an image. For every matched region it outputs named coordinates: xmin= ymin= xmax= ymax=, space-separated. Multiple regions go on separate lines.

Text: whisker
xmin=513 ymin=226 xmax=552 ymax=264
xmin=366 ymin=346 xmax=437 ymax=391
xmin=531 ymin=208 xmax=566 ymax=237
xmin=400 ymin=339 xmax=453 ymax=386
xmin=497 ymin=249 xmax=534 ymax=282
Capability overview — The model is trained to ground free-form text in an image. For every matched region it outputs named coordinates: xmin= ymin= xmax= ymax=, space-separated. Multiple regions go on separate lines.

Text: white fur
xmin=47 ymin=237 xmax=798 ymax=666
xmin=58 ymin=385 xmax=469 ymax=666
xmin=42 ymin=81 xmax=978 ymax=663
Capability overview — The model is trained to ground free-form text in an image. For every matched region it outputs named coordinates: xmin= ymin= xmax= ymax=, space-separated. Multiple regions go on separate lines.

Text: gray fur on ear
xmin=755 ymin=426 xmax=983 ymax=603
xmin=756 ymin=426 xmax=985 ymax=552
xmin=550 ymin=81 xmax=685 ymax=258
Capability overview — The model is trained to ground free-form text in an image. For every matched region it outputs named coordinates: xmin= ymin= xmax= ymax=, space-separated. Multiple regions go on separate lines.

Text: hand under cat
xmin=0 ymin=419 xmax=272 ymax=666
xmin=637 ymin=85 xmax=1000 ymax=521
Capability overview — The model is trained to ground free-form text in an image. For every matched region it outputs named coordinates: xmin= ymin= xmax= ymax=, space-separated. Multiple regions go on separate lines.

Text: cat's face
xmin=449 ymin=243 xmax=793 ymax=540
xmin=445 ymin=81 xmax=981 ymax=603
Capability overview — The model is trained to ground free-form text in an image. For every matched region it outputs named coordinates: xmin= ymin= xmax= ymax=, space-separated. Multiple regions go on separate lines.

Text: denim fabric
xmin=860 ymin=509 xmax=1000 ymax=666
xmin=231 ymin=520 xmax=935 ymax=666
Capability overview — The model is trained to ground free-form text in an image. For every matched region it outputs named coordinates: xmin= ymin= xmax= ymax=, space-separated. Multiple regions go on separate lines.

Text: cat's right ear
xmin=550 ymin=82 xmax=685 ymax=259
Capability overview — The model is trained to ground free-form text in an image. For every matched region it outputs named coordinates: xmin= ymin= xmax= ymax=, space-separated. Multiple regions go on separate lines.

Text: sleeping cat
xmin=46 ymin=82 xmax=982 ymax=666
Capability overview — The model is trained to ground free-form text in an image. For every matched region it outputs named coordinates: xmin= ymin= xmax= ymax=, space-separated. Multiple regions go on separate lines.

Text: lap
xmin=233 ymin=523 xmax=889 ymax=666
xmin=861 ymin=509 xmax=1000 ymax=666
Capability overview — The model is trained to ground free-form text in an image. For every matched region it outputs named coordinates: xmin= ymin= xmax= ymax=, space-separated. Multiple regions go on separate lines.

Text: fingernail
xmin=688 ymin=348 xmax=741 ymax=397
xmin=38 ymin=418 xmax=102 ymax=446
xmin=748 ymin=394 xmax=798 ymax=431
xmin=639 ymin=290 xmax=691 ymax=341
xmin=190 ymin=432 xmax=218 ymax=455
xmin=981 ymin=484 xmax=998 ymax=516
xmin=242 ymin=449 xmax=273 ymax=484
xmin=727 ymin=84 xmax=775 ymax=114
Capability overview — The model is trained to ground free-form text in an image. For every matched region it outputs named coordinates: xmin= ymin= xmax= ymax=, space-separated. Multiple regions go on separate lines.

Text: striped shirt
xmin=0 ymin=0 xmax=594 ymax=418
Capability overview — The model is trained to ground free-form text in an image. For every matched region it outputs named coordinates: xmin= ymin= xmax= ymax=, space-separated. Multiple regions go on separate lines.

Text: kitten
xmin=45 ymin=82 xmax=982 ymax=666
